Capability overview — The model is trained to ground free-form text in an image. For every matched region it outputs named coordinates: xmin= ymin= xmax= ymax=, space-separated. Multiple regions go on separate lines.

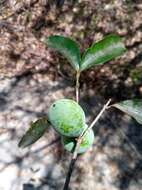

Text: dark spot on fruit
xmin=53 ymin=104 xmax=56 ymax=107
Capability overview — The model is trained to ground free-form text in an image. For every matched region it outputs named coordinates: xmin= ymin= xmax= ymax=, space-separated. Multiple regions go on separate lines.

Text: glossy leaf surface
xmin=81 ymin=34 xmax=126 ymax=71
xmin=45 ymin=35 xmax=81 ymax=71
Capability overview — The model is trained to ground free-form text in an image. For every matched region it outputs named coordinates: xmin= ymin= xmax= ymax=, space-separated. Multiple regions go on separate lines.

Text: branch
xmin=63 ymin=99 xmax=111 ymax=190
xmin=63 ymin=157 xmax=77 ymax=190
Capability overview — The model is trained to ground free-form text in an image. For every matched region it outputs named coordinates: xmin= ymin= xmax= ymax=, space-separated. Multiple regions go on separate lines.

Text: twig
xmin=75 ymin=71 xmax=80 ymax=103
xmin=81 ymin=99 xmax=111 ymax=138
xmin=63 ymin=99 xmax=111 ymax=190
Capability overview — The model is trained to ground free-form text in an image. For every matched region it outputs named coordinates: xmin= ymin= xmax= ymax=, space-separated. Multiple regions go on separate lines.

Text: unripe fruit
xmin=61 ymin=128 xmax=94 ymax=154
xmin=48 ymin=99 xmax=86 ymax=137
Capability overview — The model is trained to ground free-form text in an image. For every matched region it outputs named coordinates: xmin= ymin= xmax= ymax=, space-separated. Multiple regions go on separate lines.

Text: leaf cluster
xmin=45 ymin=34 xmax=126 ymax=72
xmin=19 ymin=34 xmax=142 ymax=149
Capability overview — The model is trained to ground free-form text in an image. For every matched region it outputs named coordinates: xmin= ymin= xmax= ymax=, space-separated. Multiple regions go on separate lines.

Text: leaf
xmin=80 ymin=34 xmax=126 ymax=71
xmin=18 ymin=117 xmax=49 ymax=148
xmin=45 ymin=35 xmax=81 ymax=71
xmin=112 ymin=99 xmax=142 ymax=124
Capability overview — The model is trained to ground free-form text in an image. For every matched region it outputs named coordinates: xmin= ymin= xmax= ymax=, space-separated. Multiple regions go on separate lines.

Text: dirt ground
xmin=0 ymin=0 xmax=142 ymax=190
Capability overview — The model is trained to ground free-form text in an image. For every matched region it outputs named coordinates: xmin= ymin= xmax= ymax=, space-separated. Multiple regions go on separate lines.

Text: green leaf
xmin=80 ymin=34 xmax=126 ymax=71
xmin=45 ymin=35 xmax=81 ymax=71
xmin=18 ymin=117 xmax=49 ymax=148
xmin=112 ymin=99 xmax=142 ymax=124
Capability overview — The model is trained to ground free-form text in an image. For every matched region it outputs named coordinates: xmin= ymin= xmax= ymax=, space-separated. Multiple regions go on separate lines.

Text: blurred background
xmin=0 ymin=0 xmax=142 ymax=189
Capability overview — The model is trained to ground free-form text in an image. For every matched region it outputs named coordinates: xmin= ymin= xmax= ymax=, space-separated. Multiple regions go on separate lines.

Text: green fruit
xmin=61 ymin=128 xmax=94 ymax=154
xmin=48 ymin=99 xmax=86 ymax=137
